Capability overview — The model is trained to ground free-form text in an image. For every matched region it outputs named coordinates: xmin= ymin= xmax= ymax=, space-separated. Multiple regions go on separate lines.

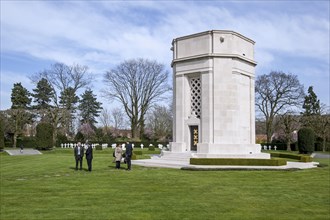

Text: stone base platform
xmin=132 ymin=152 xmax=319 ymax=170
xmin=4 ymin=149 xmax=42 ymax=156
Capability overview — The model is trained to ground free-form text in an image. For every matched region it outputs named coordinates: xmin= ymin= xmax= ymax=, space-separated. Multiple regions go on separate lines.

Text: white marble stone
xmin=170 ymin=30 xmax=267 ymax=159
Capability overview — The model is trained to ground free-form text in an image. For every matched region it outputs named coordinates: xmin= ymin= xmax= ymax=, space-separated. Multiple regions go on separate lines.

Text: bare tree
xmin=103 ymin=58 xmax=171 ymax=139
xmin=3 ymin=109 xmax=33 ymax=148
xmin=274 ymin=112 xmax=300 ymax=151
xmin=112 ymin=107 xmax=126 ymax=131
xmin=146 ymin=105 xmax=173 ymax=141
xmin=30 ymin=63 xmax=92 ymax=140
xmin=31 ymin=63 xmax=92 ymax=97
xmin=79 ymin=123 xmax=95 ymax=140
xmin=99 ymin=108 xmax=112 ymax=132
xmin=255 ymin=71 xmax=304 ymax=143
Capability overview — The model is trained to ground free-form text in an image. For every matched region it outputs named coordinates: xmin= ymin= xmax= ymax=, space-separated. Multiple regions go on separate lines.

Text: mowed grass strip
xmin=1 ymin=149 xmax=329 ymax=220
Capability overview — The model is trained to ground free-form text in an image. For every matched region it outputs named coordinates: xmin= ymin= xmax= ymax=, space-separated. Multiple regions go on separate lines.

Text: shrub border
xmin=190 ymin=158 xmax=287 ymax=166
xmin=270 ymin=152 xmax=312 ymax=162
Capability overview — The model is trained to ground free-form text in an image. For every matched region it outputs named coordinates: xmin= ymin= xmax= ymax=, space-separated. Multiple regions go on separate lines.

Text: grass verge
xmin=1 ymin=149 xmax=329 ymax=220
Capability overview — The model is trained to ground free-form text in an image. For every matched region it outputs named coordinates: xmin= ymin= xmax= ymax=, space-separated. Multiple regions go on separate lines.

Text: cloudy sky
xmin=1 ymin=1 xmax=329 ymax=111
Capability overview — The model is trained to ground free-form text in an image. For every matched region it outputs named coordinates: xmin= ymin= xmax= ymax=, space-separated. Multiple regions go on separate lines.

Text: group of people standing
xmin=74 ymin=141 xmax=133 ymax=172
xmin=114 ymin=141 xmax=133 ymax=170
xmin=73 ymin=141 xmax=93 ymax=171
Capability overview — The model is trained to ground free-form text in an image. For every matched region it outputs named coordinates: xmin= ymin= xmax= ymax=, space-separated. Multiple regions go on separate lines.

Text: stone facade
xmin=170 ymin=30 xmax=269 ymax=159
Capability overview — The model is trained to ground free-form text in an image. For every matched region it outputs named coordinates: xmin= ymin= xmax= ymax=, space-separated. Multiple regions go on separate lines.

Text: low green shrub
xmin=17 ymin=137 xmax=37 ymax=148
xmin=131 ymin=154 xmax=137 ymax=160
xmin=299 ymin=155 xmax=313 ymax=162
xmin=133 ymin=151 xmax=143 ymax=155
xmin=148 ymin=145 xmax=155 ymax=151
xmin=270 ymin=152 xmax=312 ymax=162
xmin=190 ymin=158 xmax=287 ymax=166
xmin=95 ymin=145 xmax=102 ymax=150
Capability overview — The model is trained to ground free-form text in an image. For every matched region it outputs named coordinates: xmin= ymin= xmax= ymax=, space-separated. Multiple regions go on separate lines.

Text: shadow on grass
xmin=69 ymin=167 xmax=92 ymax=172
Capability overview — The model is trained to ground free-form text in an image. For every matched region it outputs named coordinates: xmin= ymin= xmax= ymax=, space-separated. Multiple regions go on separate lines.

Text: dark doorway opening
xmin=190 ymin=126 xmax=198 ymax=151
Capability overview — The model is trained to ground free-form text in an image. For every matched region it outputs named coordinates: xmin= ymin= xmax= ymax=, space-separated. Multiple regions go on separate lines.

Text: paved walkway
xmin=132 ymin=154 xmax=319 ymax=170
xmin=311 ymin=153 xmax=330 ymax=159
xmin=4 ymin=149 xmax=42 ymax=156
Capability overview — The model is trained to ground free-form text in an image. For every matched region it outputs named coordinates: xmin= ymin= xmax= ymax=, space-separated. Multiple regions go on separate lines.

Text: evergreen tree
xmin=59 ymin=87 xmax=79 ymax=110
xmin=10 ymin=83 xmax=33 ymax=147
xmin=32 ymin=78 xmax=55 ymax=122
xmin=59 ymin=87 xmax=79 ymax=137
xmin=78 ymin=89 xmax=102 ymax=127
xmin=11 ymin=83 xmax=32 ymax=109
xmin=32 ymin=78 xmax=54 ymax=109
xmin=302 ymin=86 xmax=320 ymax=116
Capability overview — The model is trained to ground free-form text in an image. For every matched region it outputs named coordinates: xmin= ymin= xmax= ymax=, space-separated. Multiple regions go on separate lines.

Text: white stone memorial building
xmin=169 ymin=30 xmax=269 ymax=159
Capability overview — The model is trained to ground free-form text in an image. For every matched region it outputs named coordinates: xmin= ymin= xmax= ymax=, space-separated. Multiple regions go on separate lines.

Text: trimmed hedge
xmin=36 ymin=122 xmax=54 ymax=150
xmin=148 ymin=145 xmax=155 ymax=151
xmin=133 ymin=151 xmax=143 ymax=155
xmin=16 ymin=137 xmax=38 ymax=148
xmin=131 ymin=154 xmax=137 ymax=160
xmin=270 ymin=152 xmax=313 ymax=162
xmin=190 ymin=158 xmax=287 ymax=166
xmin=298 ymin=127 xmax=315 ymax=154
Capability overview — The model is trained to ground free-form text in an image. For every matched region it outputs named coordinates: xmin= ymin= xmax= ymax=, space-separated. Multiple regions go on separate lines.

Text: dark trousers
xmin=126 ymin=156 xmax=132 ymax=170
xmin=87 ymin=159 xmax=92 ymax=171
xmin=115 ymin=161 xmax=121 ymax=169
xmin=75 ymin=157 xmax=83 ymax=170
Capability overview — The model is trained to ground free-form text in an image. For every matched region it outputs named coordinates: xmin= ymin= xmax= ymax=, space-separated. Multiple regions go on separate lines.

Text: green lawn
xmin=1 ymin=149 xmax=329 ymax=220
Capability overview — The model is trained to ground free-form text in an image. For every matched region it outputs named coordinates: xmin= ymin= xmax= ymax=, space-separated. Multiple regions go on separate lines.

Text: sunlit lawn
xmin=1 ymin=149 xmax=329 ymax=220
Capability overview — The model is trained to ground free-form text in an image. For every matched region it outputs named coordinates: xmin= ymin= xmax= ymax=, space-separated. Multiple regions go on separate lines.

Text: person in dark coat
xmin=85 ymin=140 xmax=93 ymax=172
xmin=125 ymin=141 xmax=133 ymax=170
xmin=74 ymin=142 xmax=84 ymax=170
xmin=20 ymin=144 xmax=24 ymax=154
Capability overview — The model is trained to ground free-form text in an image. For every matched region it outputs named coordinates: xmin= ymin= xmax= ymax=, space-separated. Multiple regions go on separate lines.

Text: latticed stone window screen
xmin=190 ymin=77 xmax=201 ymax=118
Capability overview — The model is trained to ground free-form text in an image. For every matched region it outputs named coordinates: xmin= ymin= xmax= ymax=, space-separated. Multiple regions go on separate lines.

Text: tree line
xmin=255 ymin=71 xmax=330 ymax=152
xmin=0 ymin=58 xmax=172 ymax=149
xmin=0 ymin=62 xmax=329 ymax=152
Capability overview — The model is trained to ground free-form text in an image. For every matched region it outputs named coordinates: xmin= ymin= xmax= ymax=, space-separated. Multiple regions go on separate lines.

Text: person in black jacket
xmin=74 ymin=142 xmax=84 ymax=170
xmin=85 ymin=140 xmax=93 ymax=172
xmin=125 ymin=141 xmax=133 ymax=170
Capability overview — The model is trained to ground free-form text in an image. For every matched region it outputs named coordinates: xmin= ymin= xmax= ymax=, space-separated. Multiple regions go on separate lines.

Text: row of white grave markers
xmin=111 ymin=143 xmax=170 ymax=150
xmin=60 ymin=143 xmax=108 ymax=149
xmin=263 ymin=145 xmax=277 ymax=151
xmin=61 ymin=143 xmax=170 ymax=150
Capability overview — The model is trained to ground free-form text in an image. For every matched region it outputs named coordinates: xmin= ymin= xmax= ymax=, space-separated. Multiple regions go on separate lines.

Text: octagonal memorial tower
xmin=170 ymin=30 xmax=269 ymax=159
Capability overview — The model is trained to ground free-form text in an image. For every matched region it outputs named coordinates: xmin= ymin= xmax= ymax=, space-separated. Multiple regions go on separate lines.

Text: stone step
xmin=160 ymin=151 xmax=193 ymax=159
xmin=5 ymin=149 xmax=42 ymax=156
xmin=132 ymin=159 xmax=187 ymax=169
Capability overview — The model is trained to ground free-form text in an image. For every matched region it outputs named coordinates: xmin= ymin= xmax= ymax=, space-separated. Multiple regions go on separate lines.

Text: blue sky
xmin=1 ymin=1 xmax=329 ymax=112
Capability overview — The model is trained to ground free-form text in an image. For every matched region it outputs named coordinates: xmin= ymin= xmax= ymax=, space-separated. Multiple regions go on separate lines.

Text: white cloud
xmin=2 ymin=1 xmax=328 ymax=65
xmin=1 ymin=1 xmax=329 ymax=109
xmin=0 ymin=70 xmax=34 ymax=110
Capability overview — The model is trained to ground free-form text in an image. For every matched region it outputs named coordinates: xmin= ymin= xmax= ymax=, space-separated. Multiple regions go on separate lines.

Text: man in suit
xmin=74 ymin=142 xmax=84 ymax=170
xmin=85 ymin=140 xmax=93 ymax=172
xmin=125 ymin=141 xmax=133 ymax=171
